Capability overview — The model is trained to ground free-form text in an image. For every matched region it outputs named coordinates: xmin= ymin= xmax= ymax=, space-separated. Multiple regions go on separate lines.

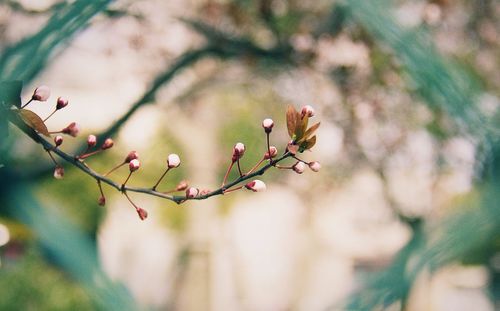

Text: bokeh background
xmin=0 ymin=0 xmax=499 ymax=310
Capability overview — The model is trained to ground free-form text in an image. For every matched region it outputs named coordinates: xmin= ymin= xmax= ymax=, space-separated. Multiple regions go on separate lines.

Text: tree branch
xmin=9 ymin=109 xmax=292 ymax=204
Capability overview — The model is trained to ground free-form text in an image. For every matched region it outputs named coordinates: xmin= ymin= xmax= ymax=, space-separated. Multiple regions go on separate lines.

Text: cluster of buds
xmin=16 ymin=85 xmax=322 ymax=221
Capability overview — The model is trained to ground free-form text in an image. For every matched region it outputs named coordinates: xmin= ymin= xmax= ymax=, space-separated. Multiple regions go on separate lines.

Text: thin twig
xmin=10 ymin=116 xmax=291 ymax=204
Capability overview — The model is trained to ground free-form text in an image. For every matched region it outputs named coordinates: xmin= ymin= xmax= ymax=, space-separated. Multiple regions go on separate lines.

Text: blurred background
xmin=0 ymin=0 xmax=499 ymax=310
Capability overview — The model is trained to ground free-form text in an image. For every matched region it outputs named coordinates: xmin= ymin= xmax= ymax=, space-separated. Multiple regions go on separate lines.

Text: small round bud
xmin=98 ymin=196 xmax=106 ymax=206
xmin=301 ymin=105 xmax=315 ymax=118
xmin=87 ymin=135 xmax=97 ymax=148
xmin=186 ymin=187 xmax=199 ymax=198
xmin=56 ymin=97 xmax=69 ymax=110
xmin=167 ymin=153 xmax=181 ymax=168
xmin=137 ymin=207 xmax=148 ymax=220
xmin=62 ymin=122 xmax=80 ymax=137
xmin=129 ymin=159 xmax=140 ymax=172
xmin=32 ymin=85 xmax=50 ymax=101
xmin=292 ymin=161 xmax=306 ymax=174
xmin=53 ymin=166 xmax=64 ymax=179
xmin=124 ymin=150 xmax=139 ymax=163
xmin=176 ymin=180 xmax=189 ymax=191
xmin=232 ymin=142 xmax=245 ymax=162
xmin=54 ymin=135 xmax=63 ymax=147
xmin=262 ymin=118 xmax=274 ymax=133
xmin=309 ymin=161 xmax=321 ymax=172
xmin=200 ymin=189 xmax=211 ymax=196
xmin=101 ymin=138 xmax=114 ymax=150
xmin=264 ymin=146 xmax=278 ymax=159
xmin=245 ymin=180 xmax=266 ymax=192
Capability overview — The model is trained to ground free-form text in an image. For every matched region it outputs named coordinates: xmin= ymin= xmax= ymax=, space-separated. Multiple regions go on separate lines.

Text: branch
xmin=8 ymin=110 xmax=292 ymax=205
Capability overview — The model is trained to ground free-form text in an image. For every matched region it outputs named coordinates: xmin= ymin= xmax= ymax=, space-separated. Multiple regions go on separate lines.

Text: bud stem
xmin=97 ymin=180 xmax=105 ymax=197
xmin=266 ymin=133 xmax=272 ymax=164
xmin=20 ymin=99 xmax=33 ymax=109
xmin=152 ymin=168 xmax=170 ymax=191
xmin=247 ymin=157 xmax=265 ymax=175
xmin=292 ymin=155 xmax=308 ymax=164
xmin=43 ymin=109 xmax=57 ymax=122
xmin=237 ymin=159 xmax=244 ymax=177
xmin=45 ymin=149 xmax=59 ymax=166
xmin=221 ymin=161 xmax=234 ymax=187
xmin=77 ymin=149 xmax=102 ymax=160
xmin=275 ymin=164 xmax=293 ymax=169
xmin=124 ymin=191 xmax=141 ymax=213
xmin=122 ymin=171 xmax=133 ymax=189
xmin=104 ymin=162 xmax=126 ymax=176
xmin=223 ymin=185 xmax=244 ymax=194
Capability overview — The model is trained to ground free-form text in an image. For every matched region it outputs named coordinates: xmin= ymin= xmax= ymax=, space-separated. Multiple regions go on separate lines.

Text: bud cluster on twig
xmin=10 ymin=85 xmax=322 ymax=221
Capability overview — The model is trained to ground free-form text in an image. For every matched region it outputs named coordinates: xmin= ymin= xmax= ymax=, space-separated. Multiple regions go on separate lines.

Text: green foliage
xmin=0 ymin=246 xmax=94 ymax=311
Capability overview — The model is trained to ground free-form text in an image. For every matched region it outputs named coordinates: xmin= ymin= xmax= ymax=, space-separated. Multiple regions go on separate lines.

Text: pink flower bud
xmin=176 ymin=180 xmax=189 ymax=191
xmin=292 ymin=161 xmax=306 ymax=174
xmin=137 ymin=207 xmax=148 ymax=220
xmin=232 ymin=142 xmax=245 ymax=162
xmin=264 ymin=146 xmax=278 ymax=159
xmin=87 ymin=135 xmax=97 ymax=148
xmin=186 ymin=187 xmax=199 ymax=198
xmin=53 ymin=166 xmax=64 ymax=179
xmin=98 ymin=196 xmax=106 ymax=206
xmin=167 ymin=153 xmax=181 ymax=168
xmin=54 ymin=135 xmax=63 ymax=147
xmin=101 ymin=138 xmax=114 ymax=150
xmin=308 ymin=161 xmax=321 ymax=172
xmin=62 ymin=122 xmax=80 ymax=137
xmin=129 ymin=159 xmax=140 ymax=172
xmin=200 ymin=189 xmax=211 ymax=196
xmin=124 ymin=150 xmax=139 ymax=163
xmin=245 ymin=180 xmax=266 ymax=192
xmin=56 ymin=97 xmax=69 ymax=110
xmin=262 ymin=118 xmax=274 ymax=133
xmin=301 ymin=105 xmax=315 ymax=118
xmin=32 ymin=85 xmax=50 ymax=101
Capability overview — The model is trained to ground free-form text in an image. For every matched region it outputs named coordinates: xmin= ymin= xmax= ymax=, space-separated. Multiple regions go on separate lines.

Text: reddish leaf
xmin=303 ymin=122 xmax=320 ymax=140
xmin=305 ymin=135 xmax=317 ymax=150
xmin=295 ymin=113 xmax=308 ymax=142
xmin=17 ymin=109 xmax=50 ymax=137
xmin=286 ymin=105 xmax=297 ymax=138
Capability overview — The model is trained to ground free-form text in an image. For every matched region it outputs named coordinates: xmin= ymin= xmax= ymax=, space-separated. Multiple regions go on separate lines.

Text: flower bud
xmin=167 ymin=153 xmax=181 ymax=168
xmin=124 ymin=150 xmax=139 ymax=163
xmin=53 ymin=166 xmax=64 ymax=179
xmin=176 ymin=180 xmax=189 ymax=191
xmin=232 ymin=142 xmax=245 ymax=162
xmin=87 ymin=135 xmax=97 ymax=148
xmin=62 ymin=122 xmax=79 ymax=137
xmin=98 ymin=196 xmax=106 ymax=206
xmin=200 ymin=189 xmax=211 ymax=196
xmin=56 ymin=97 xmax=69 ymax=110
xmin=32 ymin=85 xmax=50 ymax=101
xmin=129 ymin=159 xmax=140 ymax=172
xmin=186 ymin=187 xmax=199 ymax=198
xmin=308 ymin=161 xmax=321 ymax=172
xmin=245 ymin=180 xmax=266 ymax=192
xmin=292 ymin=161 xmax=306 ymax=174
xmin=54 ymin=135 xmax=63 ymax=147
xmin=262 ymin=118 xmax=274 ymax=133
xmin=101 ymin=138 xmax=114 ymax=150
xmin=137 ymin=207 xmax=148 ymax=220
xmin=264 ymin=146 xmax=278 ymax=159
xmin=301 ymin=105 xmax=315 ymax=118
